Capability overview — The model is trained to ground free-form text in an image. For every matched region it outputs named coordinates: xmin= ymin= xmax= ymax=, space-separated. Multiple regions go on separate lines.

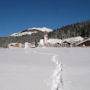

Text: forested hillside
xmin=49 ymin=21 xmax=90 ymax=39
xmin=0 ymin=31 xmax=44 ymax=48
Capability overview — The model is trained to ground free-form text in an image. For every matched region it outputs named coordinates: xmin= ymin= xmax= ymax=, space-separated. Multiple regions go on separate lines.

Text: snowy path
xmin=52 ymin=55 xmax=63 ymax=90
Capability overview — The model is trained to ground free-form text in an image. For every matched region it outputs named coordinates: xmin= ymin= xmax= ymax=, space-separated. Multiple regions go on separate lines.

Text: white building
xmin=39 ymin=38 xmax=62 ymax=47
xmin=25 ymin=42 xmax=30 ymax=48
xmin=47 ymin=39 xmax=62 ymax=47
xmin=62 ymin=36 xmax=84 ymax=44
xmin=43 ymin=33 xmax=48 ymax=45
xmin=39 ymin=39 xmax=45 ymax=46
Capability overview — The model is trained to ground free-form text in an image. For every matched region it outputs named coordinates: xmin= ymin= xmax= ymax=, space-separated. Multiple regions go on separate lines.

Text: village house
xmin=39 ymin=33 xmax=62 ymax=47
xmin=47 ymin=39 xmax=62 ymax=47
xmin=8 ymin=42 xmax=36 ymax=48
xmin=62 ymin=36 xmax=84 ymax=47
xmin=30 ymin=42 xmax=36 ymax=48
xmin=61 ymin=41 xmax=71 ymax=47
xmin=39 ymin=38 xmax=62 ymax=47
xmin=8 ymin=43 xmax=23 ymax=48
xmin=24 ymin=42 xmax=36 ymax=48
xmin=76 ymin=38 xmax=90 ymax=47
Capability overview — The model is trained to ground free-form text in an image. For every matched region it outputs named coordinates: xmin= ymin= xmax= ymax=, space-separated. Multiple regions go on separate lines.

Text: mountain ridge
xmin=10 ymin=27 xmax=53 ymax=37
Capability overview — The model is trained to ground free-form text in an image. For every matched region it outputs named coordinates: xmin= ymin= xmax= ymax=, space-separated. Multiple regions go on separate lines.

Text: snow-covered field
xmin=0 ymin=48 xmax=90 ymax=90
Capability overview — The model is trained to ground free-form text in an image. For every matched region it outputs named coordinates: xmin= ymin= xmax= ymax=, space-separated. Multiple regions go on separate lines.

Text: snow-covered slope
xmin=10 ymin=27 xmax=53 ymax=37
xmin=10 ymin=31 xmax=38 ymax=36
xmin=28 ymin=27 xmax=53 ymax=32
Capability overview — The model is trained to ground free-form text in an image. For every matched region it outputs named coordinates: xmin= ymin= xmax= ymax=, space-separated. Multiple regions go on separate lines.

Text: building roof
xmin=47 ymin=39 xmax=62 ymax=44
xmin=76 ymin=38 xmax=90 ymax=46
xmin=62 ymin=36 xmax=84 ymax=43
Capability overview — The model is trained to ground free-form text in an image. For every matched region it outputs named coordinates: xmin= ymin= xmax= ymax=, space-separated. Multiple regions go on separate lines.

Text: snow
xmin=28 ymin=27 xmax=53 ymax=32
xmin=10 ymin=27 xmax=53 ymax=36
xmin=47 ymin=39 xmax=62 ymax=44
xmin=10 ymin=31 xmax=37 ymax=36
xmin=51 ymin=55 xmax=63 ymax=90
xmin=0 ymin=48 xmax=90 ymax=90
xmin=62 ymin=36 xmax=84 ymax=43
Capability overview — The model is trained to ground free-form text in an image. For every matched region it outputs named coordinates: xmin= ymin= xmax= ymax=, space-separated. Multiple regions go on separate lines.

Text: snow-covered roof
xmin=62 ymin=36 xmax=84 ymax=43
xmin=76 ymin=38 xmax=90 ymax=46
xmin=47 ymin=39 xmax=62 ymax=44
xmin=87 ymin=38 xmax=90 ymax=40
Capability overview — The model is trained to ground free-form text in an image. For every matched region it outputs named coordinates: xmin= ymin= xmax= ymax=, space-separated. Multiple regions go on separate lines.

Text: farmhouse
xmin=62 ymin=36 xmax=84 ymax=47
xmin=76 ymin=38 xmax=90 ymax=47
xmin=47 ymin=39 xmax=62 ymax=47
xmin=8 ymin=43 xmax=23 ymax=48
xmin=24 ymin=42 xmax=36 ymax=48
xmin=30 ymin=42 xmax=36 ymax=48
xmin=61 ymin=41 xmax=71 ymax=47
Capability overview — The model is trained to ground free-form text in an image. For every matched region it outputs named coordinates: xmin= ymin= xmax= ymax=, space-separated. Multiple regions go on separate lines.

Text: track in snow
xmin=51 ymin=55 xmax=63 ymax=90
xmin=33 ymin=50 xmax=64 ymax=90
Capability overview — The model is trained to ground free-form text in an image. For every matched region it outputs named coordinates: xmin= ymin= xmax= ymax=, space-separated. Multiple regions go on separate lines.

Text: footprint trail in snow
xmin=33 ymin=50 xmax=64 ymax=90
xmin=51 ymin=55 xmax=63 ymax=90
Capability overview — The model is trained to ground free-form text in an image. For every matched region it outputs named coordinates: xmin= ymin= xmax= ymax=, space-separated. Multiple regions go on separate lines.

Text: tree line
xmin=49 ymin=20 xmax=90 ymax=39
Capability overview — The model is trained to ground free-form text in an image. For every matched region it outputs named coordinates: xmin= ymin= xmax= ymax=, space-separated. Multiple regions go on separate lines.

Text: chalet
xmin=30 ymin=42 xmax=36 ymax=48
xmin=76 ymin=38 xmax=90 ymax=47
xmin=61 ymin=41 xmax=71 ymax=47
xmin=47 ymin=39 xmax=62 ymax=47
xmin=62 ymin=36 xmax=84 ymax=47
xmin=24 ymin=42 xmax=36 ymax=48
xmin=8 ymin=43 xmax=23 ymax=48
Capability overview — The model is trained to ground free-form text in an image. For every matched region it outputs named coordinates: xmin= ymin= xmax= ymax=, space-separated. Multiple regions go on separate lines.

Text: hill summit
xmin=10 ymin=27 xmax=53 ymax=37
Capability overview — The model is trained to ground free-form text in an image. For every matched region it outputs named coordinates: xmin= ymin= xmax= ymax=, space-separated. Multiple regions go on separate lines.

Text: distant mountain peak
xmin=27 ymin=27 xmax=53 ymax=32
xmin=10 ymin=27 xmax=53 ymax=37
